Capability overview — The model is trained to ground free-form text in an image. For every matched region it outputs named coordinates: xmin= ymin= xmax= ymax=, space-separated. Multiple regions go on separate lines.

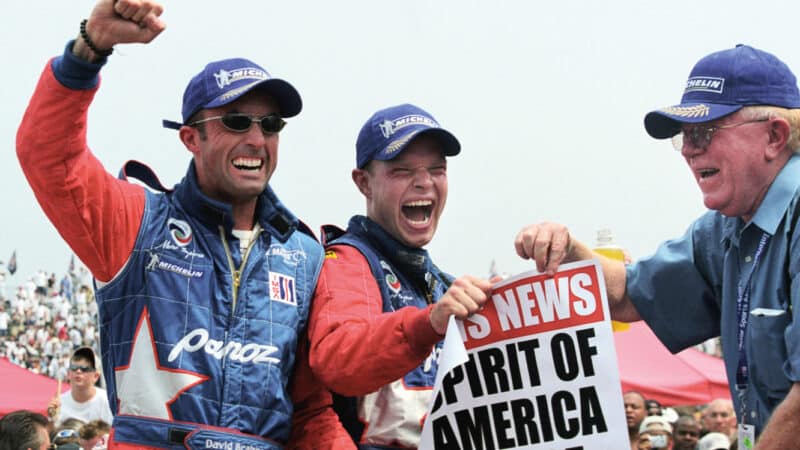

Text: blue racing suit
xmin=17 ymin=41 xmax=351 ymax=450
xmin=98 ymin=161 xmax=324 ymax=448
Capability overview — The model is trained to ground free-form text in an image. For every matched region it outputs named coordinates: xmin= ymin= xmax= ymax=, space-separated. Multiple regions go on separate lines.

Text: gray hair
xmin=741 ymin=106 xmax=800 ymax=153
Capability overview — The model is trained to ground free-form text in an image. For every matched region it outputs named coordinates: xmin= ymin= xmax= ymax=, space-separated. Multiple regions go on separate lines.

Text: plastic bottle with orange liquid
xmin=593 ymin=228 xmax=626 ymax=261
xmin=592 ymin=228 xmax=629 ymax=332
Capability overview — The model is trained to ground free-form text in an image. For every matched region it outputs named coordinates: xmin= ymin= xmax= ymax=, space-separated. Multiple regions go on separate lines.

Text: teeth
xmin=233 ymin=158 xmax=262 ymax=169
xmin=404 ymin=200 xmax=432 ymax=207
xmin=699 ymin=168 xmax=718 ymax=178
xmin=403 ymin=199 xmax=433 ymax=225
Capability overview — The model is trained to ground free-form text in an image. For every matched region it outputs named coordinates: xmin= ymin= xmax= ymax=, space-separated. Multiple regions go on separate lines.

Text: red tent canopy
xmin=614 ymin=321 xmax=731 ymax=406
xmin=0 ymin=357 xmax=70 ymax=417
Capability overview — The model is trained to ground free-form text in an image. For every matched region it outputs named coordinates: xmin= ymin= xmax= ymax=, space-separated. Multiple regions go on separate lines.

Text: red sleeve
xmin=16 ymin=60 xmax=144 ymax=282
xmin=308 ymin=245 xmax=442 ymax=396
xmin=287 ymin=334 xmax=355 ymax=450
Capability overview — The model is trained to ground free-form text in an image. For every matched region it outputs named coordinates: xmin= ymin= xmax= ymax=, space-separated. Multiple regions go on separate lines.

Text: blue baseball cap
xmin=644 ymin=44 xmax=800 ymax=139
xmin=163 ymin=57 xmax=301 ymax=130
xmin=355 ymin=104 xmax=460 ymax=169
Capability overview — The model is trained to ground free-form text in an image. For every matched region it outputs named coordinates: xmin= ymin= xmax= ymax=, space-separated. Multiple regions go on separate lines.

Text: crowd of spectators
xmin=628 ymin=392 xmax=738 ymax=450
xmin=0 ymin=260 xmax=102 ymax=384
xmin=0 ymin=261 xmax=110 ymax=448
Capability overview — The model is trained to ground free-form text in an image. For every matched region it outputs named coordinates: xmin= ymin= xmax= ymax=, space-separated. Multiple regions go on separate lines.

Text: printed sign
xmin=420 ymin=260 xmax=627 ymax=449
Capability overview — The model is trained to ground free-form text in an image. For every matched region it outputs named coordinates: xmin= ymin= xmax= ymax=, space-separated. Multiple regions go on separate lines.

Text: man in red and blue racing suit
xmin=308 ymin=104 xmax=495 ymax=448
xmin=16 ymin=1 xmax=352 ymax=449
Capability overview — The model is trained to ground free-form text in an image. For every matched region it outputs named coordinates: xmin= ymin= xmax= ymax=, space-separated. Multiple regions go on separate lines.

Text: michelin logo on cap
xmin=378 ymin=114 xmax=440 ymax=138
xmin=685 ymin=76 xmax=725 ymax=94
xmin=213 ymin=67 xmax=269 ymax=89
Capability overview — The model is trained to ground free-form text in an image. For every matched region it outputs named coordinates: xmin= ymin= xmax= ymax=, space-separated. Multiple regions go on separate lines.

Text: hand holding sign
xmin=429 ymin=276 xmax=492 ymax=335
xmin=514 ymin=222 xmax=574 ymax=276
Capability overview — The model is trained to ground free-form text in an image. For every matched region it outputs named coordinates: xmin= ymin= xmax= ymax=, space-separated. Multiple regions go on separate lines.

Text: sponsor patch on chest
xmin=269 ymin=272 xmax=297 ymax=306
xmin=380 ymin=260 xmax=402 ymax=294
xmin=267 ymin=245 xmax=307 ymax=265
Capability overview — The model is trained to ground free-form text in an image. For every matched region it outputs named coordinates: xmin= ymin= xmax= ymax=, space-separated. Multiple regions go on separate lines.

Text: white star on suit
xmin=115 ymin=307 xmax=207 ymax=419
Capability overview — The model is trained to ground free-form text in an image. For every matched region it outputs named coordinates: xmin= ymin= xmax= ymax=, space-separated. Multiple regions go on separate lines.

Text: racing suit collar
xmin=174 ymin=160 xmax=299 ymax=242
xmin=347 ymin=215 xmax=433 ymax=283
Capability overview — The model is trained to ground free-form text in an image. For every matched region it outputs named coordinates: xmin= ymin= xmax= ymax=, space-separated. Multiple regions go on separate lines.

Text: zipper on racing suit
xmin=218 ymin=223 xmax=262 ymax=370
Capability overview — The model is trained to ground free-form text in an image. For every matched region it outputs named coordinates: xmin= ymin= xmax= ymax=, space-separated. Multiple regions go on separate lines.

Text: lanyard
xmin=735 ymin=232 xmax=770 ymax=402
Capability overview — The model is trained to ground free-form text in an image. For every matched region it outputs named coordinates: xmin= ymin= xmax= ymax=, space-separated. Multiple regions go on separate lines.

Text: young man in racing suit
xmin=307 ymin=104 xmax=494 ymax=448
xmin=16 ymin=1 xmax=352 ymax=449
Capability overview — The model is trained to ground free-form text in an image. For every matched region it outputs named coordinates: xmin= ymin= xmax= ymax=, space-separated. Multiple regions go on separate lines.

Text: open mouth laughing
xmin=232 ymin=157 xmax=263 ymax=171
xmin=402 ymin=200 xmax=433 ymax=225
xmin=698 ymin=168 xmax=719 ymax=179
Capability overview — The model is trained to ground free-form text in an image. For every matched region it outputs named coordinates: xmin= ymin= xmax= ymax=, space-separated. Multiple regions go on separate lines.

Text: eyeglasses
xmin=188 ymin=113 xmax=286 ymax=134
xmin=68 ymin=364 xmax=95 ymax=373
xmin=671 ymin=118 xmax=769 ymax=151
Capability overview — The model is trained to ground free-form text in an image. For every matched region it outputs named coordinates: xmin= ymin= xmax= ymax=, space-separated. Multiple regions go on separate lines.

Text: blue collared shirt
xmin=626 ymin=154 xmax=800 ymax=434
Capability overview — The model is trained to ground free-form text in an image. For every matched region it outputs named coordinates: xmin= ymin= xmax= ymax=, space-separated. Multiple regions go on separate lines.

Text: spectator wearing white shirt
xmin=68 ymin=327 xmax=82 ymax=349
xmin=47 ymin=347 xmax=112 ymax=427
xmin=0 ymin=305 xmax=9 ymax=337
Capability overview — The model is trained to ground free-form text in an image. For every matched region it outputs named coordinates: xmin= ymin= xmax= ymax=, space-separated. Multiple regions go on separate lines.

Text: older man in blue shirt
xmin=514 ymin=44 xmax=800 ymax=450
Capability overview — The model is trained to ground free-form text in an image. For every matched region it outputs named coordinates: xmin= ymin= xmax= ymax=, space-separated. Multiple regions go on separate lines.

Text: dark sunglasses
xmin=69 ymin=364 xmax=95 ymax=373
xmin=189 ymin=113 xmax=286 ymax=134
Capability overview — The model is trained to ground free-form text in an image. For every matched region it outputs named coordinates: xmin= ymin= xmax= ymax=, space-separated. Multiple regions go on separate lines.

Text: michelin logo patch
xmin=157 ymin=261 xmax=204 ymax=278
xmin=145 ymin=253 xmax=204 ymax=278
xmin=378 ymin=114 xmax=439 ymax=138
xmin=269 ymin=272 xmax=297 ymax=306
xmin=214 ymin=67 xmax=268 ymax=88
xmin=685 ymin=76 xmax=724 ymax=94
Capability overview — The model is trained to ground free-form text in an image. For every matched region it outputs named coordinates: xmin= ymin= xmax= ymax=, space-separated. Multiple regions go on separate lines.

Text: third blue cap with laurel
xmin=355 ymin=103 xmax=461 ymax=169
xmin=644 ymin=44 xmax=800 ymax=139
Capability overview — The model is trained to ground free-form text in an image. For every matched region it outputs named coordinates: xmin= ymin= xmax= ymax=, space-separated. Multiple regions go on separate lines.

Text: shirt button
xmin=745 ymin=256 xmax=752 ymax=263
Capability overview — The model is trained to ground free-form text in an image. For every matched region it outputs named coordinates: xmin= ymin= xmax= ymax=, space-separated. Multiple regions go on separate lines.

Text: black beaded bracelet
xmin=79 ymin=19 xmax=113 ymax=58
